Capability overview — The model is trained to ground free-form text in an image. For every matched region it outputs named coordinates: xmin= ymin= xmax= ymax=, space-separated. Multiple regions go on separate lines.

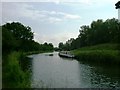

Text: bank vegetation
xmin=2 ymin=22 xmax=54 ymax=88
xmin=59 ymin=18 xmax=120 ymax=64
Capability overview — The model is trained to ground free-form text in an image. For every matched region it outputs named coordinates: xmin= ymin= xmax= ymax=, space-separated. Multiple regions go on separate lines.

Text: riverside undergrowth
xmin=72 ymin=43 xmax=120 ymax=65
xmin=2 ymin=51 xmax=31 ymax=88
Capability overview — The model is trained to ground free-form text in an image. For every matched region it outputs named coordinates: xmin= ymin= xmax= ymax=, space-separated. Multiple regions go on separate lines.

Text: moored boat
xmin=58 ymin=51 xmax=74 ymax=58
xmin=49 ymin=54 xmax=53 ymax=56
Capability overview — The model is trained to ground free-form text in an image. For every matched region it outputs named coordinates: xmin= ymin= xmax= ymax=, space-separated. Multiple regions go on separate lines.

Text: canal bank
xmin=72 ymin=43 xmax=120 ymax=65
xmin=2 ymin=51 xmax=31 ymax=88
xmin=2 ymin=50 xmax=53 ymax=88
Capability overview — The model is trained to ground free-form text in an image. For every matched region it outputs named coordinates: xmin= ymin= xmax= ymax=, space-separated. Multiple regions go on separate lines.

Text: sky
xmin=1 ymin=0 xmax=119 ymax=47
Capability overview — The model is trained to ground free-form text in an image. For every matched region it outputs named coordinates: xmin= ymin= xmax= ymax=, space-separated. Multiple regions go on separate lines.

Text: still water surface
xmin=27 ymin=52 xmax=120 ymax=88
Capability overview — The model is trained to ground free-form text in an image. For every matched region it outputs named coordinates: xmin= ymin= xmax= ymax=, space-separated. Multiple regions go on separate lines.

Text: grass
xmin=72 ymin=43 xmax=120 ymax=65
xmin=23 ymin=50 xmax=54 ymax=56
xmin=2 ymin=51 xmax=31 ymax=88
xmin=73 ymin=43 xmax=119 ymax=51
xmin=2 ymin=50 xmax=54 ymax=88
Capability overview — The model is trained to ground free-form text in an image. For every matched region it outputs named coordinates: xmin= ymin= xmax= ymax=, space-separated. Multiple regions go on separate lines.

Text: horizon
xmin=1 ymin=0 xmax=118 ymax=47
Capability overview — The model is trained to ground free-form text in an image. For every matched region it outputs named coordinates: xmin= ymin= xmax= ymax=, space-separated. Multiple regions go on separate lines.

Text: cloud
xmin=64 ymin=14 xmax=81 ymax=19
xmin=48 ymin=17 xmax=62 ymax=23
xmin=2 ymin=3 xmax=81 ymax=24
xmin=2 ymin=0 xmax=118 ymax=5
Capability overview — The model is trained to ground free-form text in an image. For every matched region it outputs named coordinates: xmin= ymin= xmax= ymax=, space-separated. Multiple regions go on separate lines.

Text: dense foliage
xmin=59 ymin=18 xmax=120 ymax=50
xmin=2 ymin=22 xmax=54 ymax=53
xmin=2 ymin=22 xmax=54 ymax=88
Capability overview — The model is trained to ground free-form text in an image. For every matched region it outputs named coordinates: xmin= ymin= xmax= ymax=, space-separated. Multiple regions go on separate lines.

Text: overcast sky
xmin=1 ymin=0 xmax=118 ymax=47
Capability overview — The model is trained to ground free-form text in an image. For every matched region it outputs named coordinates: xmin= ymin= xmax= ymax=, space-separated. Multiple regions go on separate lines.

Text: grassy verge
xmin=2 ymin=50 xmax=54 ymax=88
xmin=2 ymin=51 xmax=31 ymax=88
xmin=23 ymin=50 xmax=54 ymax=56
xmin=72 ymin=43 xmax=120 ymax=65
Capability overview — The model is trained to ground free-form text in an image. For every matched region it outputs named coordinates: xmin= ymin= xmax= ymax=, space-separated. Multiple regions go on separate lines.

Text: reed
xmin=72 ymin=44 xmax=120 ymax=65
xmin=2 ymin=51 xmax=31 ymax=88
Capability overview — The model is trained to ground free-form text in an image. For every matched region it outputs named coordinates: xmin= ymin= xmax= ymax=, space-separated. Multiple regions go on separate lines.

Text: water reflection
xmin=59 ymin=56 xmax=75 ymax=61
xmin=27 ymin=52 xmax=120 ymax=88
xmin=78 ymin=61 xmax=120 ymax=88
xmin=20 ymin=57 xmax=32 ymax=72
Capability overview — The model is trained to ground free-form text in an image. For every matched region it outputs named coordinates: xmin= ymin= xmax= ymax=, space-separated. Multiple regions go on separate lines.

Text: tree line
xmin=59 ymin=18 xmax=120 ymax=50
xmin=2 ymin=22 xmax=54 ymax=54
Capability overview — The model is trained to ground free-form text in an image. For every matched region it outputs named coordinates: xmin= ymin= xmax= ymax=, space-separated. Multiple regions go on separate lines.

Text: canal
xmin=27 ymin=52 xmax=120 ymax=88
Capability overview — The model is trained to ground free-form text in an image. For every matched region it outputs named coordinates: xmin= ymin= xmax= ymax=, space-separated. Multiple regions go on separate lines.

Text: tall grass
xmin=74 ymin=43 xmax=119 ymax=51
xmin=2 ymin=52 xmax=31 ymax=88
xmin=72 ymin=44 xmax=120 ymax=65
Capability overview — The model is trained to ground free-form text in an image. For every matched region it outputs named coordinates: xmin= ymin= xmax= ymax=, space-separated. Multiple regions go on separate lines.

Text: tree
xmin=63 ymin=18 xmax=120 ymax=50
xmin=48 ymin=43 xmax=54 ymax=50
xmin=2 ymin=22 xmax=34 ymax=41
xmin=58 ymin=42 xmax=64 ymax=50
xmin=2 ymin=22 xmax=34 ymax=52
xmin=2 ymin=27 xmax=18 ymax=53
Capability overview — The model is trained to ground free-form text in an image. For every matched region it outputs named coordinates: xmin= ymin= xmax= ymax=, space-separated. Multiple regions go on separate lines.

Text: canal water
xmin=27 ymin=52 xmax=120 ymax=88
